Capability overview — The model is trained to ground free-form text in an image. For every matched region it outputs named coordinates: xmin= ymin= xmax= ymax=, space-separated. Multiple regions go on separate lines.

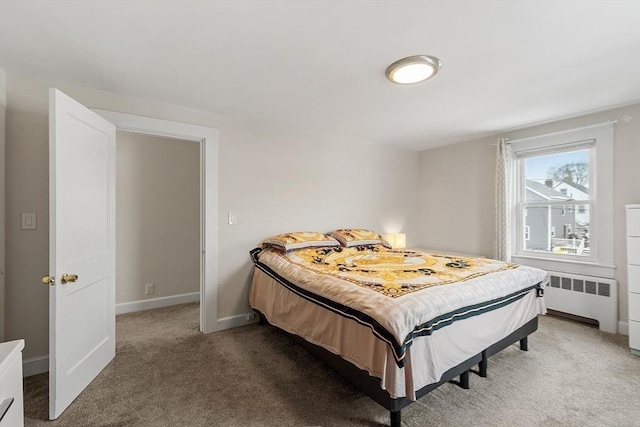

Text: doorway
xmin=115 ymin=131 xmax=200 ymax=319
xmin=46 ymin=91 xmax=220 ymax=420
xmin=92 ymin=108 xmax=219 ymax=334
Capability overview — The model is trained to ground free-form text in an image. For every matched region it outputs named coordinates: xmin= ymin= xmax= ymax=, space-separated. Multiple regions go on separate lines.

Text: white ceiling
xmin=1 ymin=0 xmax=639 ymax=151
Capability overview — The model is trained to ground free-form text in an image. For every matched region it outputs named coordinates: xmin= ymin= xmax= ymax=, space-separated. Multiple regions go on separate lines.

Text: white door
xmin=47 ymin=89 xmax=116 ymax=419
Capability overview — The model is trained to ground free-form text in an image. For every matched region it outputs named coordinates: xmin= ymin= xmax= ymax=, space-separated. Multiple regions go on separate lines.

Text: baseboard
xmin=217 ymin=312 xmax=259 ymax=331
xmin=618 ymin=321 xmax=629 ymax=336
xmin=116 ymin=292 xmax=200 ymax=315
xmin=23 ymin=356 xmax=48 ymax=377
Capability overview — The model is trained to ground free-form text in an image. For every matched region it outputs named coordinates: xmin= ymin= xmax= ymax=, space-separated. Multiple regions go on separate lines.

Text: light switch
xmin=21 ymin=212 xmax=37 ymax=230
xmin=228 ymin=211 xmax=238 ymax=225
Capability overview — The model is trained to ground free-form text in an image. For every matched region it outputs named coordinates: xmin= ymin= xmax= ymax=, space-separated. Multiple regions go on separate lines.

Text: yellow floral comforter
xmin=279 ymin=245 xmax=518 ymax=298
xmin=252 ymin=244 xmax=547 ymax=368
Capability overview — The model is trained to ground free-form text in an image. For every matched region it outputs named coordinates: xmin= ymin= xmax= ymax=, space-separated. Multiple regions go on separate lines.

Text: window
xmin=509 ymin=123 xmax=614 ymax=277
xmin=520 ymin=147 xmax=591 ymax=256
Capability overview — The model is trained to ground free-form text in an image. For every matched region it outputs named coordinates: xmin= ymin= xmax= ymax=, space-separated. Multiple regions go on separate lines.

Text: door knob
xmin=61 ymin=273 xmax=78 ymax=284
xmin=42 ymin=275 xmax=55 ymax=286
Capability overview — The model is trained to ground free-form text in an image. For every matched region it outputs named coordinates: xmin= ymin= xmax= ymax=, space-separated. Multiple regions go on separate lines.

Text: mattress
xmin=250 ymin=245 xmax=547 ymax=399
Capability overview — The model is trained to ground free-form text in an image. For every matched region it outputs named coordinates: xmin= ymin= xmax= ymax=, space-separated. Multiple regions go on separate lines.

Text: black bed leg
xmin=479 ymin=350 xmax=488 ymax=378
xmin=390 ymin=410 xmax=401 ymax=427
xmin=459 ymin=370 xmax=470 ymax=389
xmin=519 ymin=336 xmax=528 ymax=351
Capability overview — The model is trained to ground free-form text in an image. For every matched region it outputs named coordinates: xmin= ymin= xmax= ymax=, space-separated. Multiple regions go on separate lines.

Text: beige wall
xmin=0 ymin=68 xmax=6 ymax=341
xmin=4 ymin=72 xmax=420 ymax=360
xmin=116 ymin=131 xmax=200 ymax=304
xmin=418 ymin=104 xmax=640 ymax=323
xmin=417 ymin=134 xmax=497 ymax=257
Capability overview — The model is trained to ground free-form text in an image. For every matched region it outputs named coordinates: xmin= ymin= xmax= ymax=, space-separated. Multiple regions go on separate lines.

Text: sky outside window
xmin=525 ymin=150 xmax=589 ymax=183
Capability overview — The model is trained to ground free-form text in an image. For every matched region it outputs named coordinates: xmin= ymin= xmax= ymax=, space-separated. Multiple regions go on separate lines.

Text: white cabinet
xmin=0 ymin=340 xmax=25 ymax=427
xmin=627 ymin=205 xmax=640 ymax=355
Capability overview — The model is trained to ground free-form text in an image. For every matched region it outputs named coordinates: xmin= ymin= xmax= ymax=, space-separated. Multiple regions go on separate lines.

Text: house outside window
xmin=521 ymin=150 xmax=588 ymax=255
xmin=509 ymin=123 xmax=614 ymax=278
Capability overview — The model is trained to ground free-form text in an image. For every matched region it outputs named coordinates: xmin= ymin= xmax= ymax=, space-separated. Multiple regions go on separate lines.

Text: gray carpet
xmin=23 ymin=303 xmax=640 ymax=427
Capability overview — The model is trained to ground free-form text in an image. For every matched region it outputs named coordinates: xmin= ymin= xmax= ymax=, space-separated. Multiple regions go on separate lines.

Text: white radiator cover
xmin=544 ymin=271 xmax=618 ymax=333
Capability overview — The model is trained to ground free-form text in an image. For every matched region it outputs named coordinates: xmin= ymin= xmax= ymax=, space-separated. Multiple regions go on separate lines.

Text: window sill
xmin=511 ymin=255 xmax=616 ymax=279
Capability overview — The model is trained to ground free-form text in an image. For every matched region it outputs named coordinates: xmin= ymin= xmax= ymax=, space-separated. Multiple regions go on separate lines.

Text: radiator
xmin=544 ymin=271 xmax=618 ymax=333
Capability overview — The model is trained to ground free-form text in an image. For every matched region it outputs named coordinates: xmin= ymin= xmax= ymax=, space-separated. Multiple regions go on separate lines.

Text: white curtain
xmin=494 ymin=138 xmax=511 ymax=261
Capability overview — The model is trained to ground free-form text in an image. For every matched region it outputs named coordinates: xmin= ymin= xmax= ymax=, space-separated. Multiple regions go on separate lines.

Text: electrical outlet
xmin=246 ymin=312 xmax=256 ymax=321
xmin=145 ymin=283 xmax=155 ymax=295
xmin=21 ymin=212 xmax=37 ymax=230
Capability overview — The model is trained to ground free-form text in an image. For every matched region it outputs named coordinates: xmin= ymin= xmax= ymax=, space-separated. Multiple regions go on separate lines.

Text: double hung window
xmin=510 ymin=123 xmax=614 ymax=277
xmin=519 ymin=146 xmax=592 ymax=258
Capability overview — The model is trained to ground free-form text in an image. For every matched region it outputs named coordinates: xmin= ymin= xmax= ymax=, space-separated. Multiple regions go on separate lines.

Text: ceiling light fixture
xmin=385 ymin=55 xmax=442 ymax=85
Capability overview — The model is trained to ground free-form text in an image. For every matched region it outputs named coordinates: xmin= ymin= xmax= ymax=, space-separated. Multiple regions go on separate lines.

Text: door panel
xmin=49 ymin=89 xmax=116 ymax=419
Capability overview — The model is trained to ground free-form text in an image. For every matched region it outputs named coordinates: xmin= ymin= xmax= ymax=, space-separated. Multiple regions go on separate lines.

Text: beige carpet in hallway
xmin=23 ymin=303 xmax=640 ymax=426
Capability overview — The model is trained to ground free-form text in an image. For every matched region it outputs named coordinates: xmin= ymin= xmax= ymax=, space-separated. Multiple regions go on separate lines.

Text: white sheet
xmin=250 ymin=267 xmax=546 ymax=399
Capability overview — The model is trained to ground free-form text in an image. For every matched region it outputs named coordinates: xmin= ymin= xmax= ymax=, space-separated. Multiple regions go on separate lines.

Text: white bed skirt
xmin=250 ymin=268 xmax=546 ymax=400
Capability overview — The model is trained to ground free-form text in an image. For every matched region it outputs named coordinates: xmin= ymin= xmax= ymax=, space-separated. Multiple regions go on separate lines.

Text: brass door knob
xmin=42 ymin=275 xmax=52 ymax=285
xmin=61 ymin=273 xmax=78 ymax=284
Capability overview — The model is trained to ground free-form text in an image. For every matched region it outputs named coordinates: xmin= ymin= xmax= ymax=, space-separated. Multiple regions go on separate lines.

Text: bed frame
xmin=257 ymin=311 xmax=538 ymax=427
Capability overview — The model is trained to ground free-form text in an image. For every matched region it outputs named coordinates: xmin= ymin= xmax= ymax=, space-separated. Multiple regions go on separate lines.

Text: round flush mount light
xmin=385 ymin=55 xmax=442 ymax=85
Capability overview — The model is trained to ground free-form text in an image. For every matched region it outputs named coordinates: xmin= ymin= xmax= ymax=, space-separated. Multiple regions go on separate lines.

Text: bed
xmin=249 ymin=230 xmax=547 ymax=426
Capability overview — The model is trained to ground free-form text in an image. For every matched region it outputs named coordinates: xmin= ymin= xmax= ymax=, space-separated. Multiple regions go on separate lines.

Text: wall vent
xmin=545 ymin=271 xmax=617 ymax=333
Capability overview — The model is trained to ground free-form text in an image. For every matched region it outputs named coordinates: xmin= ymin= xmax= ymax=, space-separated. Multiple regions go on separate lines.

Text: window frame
xmin=509 ymin=122 xmax=615 ymax=278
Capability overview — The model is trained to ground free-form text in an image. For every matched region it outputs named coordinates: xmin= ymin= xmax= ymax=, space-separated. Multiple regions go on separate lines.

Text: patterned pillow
xmin=328 ymin=229 xmax=390 ymax=248
xmin=261 ymin=231 xmax=340 ymax=252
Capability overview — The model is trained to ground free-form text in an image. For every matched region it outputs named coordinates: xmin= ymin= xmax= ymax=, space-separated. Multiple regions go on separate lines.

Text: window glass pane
xmin=524 ymin=150 xmax=589 ymax=202
xmin=523 ymin=204 xmax=590 ymax=256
